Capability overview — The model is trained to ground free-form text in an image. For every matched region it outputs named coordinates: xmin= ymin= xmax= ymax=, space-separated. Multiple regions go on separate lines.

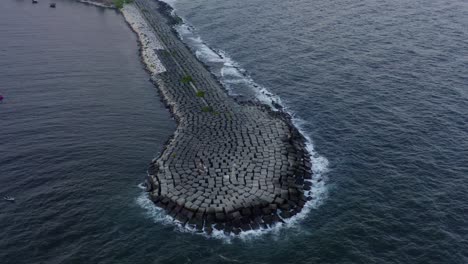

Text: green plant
xmin=201 ymin=106 xmax=213 ymax=113
xmin=113 ymin=0 xmax=132 ymax=9
xmin=113 ymin=0 xmax=124 ymax=8
xmin=195 ymin=91 xmax=205 ymax=97
xmin=181 ymin=75 xmax=193 ymax=84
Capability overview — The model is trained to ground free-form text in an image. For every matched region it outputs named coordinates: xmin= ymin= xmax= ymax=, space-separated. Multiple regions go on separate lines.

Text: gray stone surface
xmin=135 ymin=0 xmax=312 ymax=232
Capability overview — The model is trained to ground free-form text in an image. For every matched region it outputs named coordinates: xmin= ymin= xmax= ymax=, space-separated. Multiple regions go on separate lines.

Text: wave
xmin=175 ymin=23 xmax=288 ymax=108
xmin=136 ymin=0 xmax=330 ymax=240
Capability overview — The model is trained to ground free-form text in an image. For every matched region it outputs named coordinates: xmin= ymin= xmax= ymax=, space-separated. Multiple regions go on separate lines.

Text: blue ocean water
xmin=1 ymin=0 xmax=468 ymax=263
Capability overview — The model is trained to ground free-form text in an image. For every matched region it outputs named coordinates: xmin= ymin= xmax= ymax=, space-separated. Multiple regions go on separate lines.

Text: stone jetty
xmin=128 ymin=0 xmax=313 ymax=234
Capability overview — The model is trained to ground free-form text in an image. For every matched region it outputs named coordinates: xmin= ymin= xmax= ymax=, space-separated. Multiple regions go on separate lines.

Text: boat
xmin=3 ymin=196 xmax=15 ymax=202
xmin=50 ymin=3 xmax=56 ymax=8
xmin=32 ymin=0 xmax=38 ymax=4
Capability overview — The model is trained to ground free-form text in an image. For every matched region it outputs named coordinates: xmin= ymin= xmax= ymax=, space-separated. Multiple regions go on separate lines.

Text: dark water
xmin=1 ymin=0 xmax=468 ymax=263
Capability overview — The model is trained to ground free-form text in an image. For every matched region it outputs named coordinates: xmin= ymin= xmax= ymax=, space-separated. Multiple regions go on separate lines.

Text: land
xmin=122 ymin=0 xmax=313 ymax=234
xmin=80 ymin=0 xmax=114 ymax=6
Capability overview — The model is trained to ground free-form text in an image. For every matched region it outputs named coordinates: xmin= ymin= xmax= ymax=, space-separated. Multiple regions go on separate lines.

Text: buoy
xmin=50 ymin=3 xmax=56 ymax=8
xmin=32 ymin=0 xmax=38 ymax=4
xmin=0 ymin=95 xmax=4 ymax=101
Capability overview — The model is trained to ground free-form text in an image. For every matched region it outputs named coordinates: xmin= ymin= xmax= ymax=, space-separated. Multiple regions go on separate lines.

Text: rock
xmin=129 ymin=0 xmax=313 ymax=234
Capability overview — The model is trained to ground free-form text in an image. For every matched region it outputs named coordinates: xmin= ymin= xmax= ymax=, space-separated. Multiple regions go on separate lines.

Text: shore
xmin=78 ymin=0 xmax=114 ymax=8
xmin=120 ymin=0 xmax=313 ymax=235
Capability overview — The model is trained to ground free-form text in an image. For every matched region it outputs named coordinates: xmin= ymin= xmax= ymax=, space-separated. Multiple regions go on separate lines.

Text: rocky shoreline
xmin=121 ymin=4 xmax=166 ymax=74
xmin=123 ymin=0 xmax=313 ymax=235
xmin=78 ymin=0 xmax=114 ymax=8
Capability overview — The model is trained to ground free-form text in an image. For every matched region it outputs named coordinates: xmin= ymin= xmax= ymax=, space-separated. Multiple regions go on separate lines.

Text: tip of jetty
xmin=126 ymin=0 xmax=313 ymax=235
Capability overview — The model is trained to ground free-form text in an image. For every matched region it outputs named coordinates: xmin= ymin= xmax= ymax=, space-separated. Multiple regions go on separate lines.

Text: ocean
xmin=1 ymin=0 xmax=467 ymax=263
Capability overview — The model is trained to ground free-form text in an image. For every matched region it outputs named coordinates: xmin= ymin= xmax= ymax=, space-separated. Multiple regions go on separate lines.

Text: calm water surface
xmin=1 ymin=0 xmax=467 ymax=263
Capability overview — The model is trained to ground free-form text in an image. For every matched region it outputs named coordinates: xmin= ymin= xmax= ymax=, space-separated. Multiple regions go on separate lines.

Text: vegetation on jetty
xmin=113 ymin=0 xmax=133 ymax=9
xmin=181 ymin=75 xmax=193 ymax=84
xmin=195 ymin=91 xmax=205 ymax=98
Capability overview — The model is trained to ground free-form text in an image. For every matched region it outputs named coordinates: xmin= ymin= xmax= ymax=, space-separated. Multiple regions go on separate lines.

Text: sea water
xmin=1 ymin=0 xmax=467 ymax=263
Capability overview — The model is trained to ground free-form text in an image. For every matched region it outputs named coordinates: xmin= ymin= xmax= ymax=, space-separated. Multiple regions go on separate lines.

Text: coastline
xmin=77 ymin=0 xmax=114 ymax=8
xmin=93 ymin=0 xmax=315 ymax=235
xmin=121 ymin=4 xmax=166 ymax=75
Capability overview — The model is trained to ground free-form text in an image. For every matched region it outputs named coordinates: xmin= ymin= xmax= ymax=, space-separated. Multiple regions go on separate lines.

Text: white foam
xmin=219 ymin=255 xmax=242 ymax=263
xmin=221 ymin=66 xmax=244 ymax=78
xmin=137 ymin=0 xmax=330 ymax=240
xmin=177 ymin=25 xmax=225 ymax=63
xmin=135 ymin=191 xmax=234 ymax=243
xmin=136 ymin=192 xmax=176 ymax=226
xmin=174 ymin=23 xmax=290 ymax=110
xmin=137 ymin=182 xmax=147 ymax=190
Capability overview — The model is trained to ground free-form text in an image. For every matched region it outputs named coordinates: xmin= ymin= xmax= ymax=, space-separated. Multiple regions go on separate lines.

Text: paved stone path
xmin=135 ymin=0 xmax=312 ymax=234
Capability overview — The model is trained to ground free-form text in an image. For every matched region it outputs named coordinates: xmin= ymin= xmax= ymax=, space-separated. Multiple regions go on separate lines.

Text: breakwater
xmin=125 ymin=0 xmax=313 ymax=234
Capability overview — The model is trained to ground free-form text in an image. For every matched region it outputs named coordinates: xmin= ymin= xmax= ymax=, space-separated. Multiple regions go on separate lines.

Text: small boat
xmin=32 ymin=0 xmax=38 ymax=4
xmin=50 ymin=3 xmax=56 ymax=8
xmin=3 ymin=196 xmax=15 ymax=202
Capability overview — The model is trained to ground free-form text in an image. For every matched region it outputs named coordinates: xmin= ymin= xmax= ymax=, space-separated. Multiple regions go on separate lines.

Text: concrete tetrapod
xmin=129 ymin=0 xmax=313 ymax=234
